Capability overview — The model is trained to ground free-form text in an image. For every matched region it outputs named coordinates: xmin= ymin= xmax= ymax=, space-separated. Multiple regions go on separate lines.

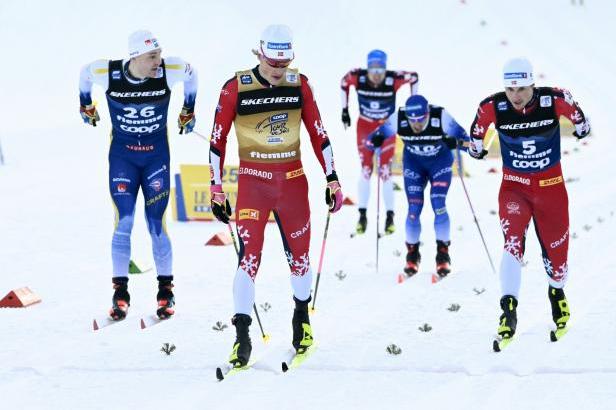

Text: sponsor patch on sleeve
xmin=238 ymin=208 xmax=260 ymax=220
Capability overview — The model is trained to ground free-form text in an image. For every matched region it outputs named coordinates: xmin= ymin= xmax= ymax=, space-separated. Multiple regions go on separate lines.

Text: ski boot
xmin=356 ymin=208 xmax=367 ymax=235
xmin=435 ymin=240 xmax=451 ymax=277
xmin=403 ymin=242 xmax=421 ymax=276
xmin=292 ymin=296 xmax=314 ymax=353
xmin=548 ymin=286 xmax=570 ymax=329
xmin=229 ymin=314 xmax=252 ymax=367
xmin=109 ymin=277 xmax=130 ymax=320
xmin=497 ymin=295 xmax=518 ymax=339
xmin=384 ymin=211 xmax=395 ymax=235
xmin=156 ymin=276 xmax=175 ymax=319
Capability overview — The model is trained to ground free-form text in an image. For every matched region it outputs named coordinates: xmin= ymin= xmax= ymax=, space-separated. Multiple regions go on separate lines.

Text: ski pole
xmin=310 ymin=210 xmax=331 ymax=313
xmin=226 ymin=222 xmax=270 ymax=342
xmin=375 ymin=148 xmax=382 ymax=274
xmin=0 ymin=137 xmax=5 ymax=165
xmin=192 ymin=130 xmax=209 ymax=142
xmin=455 ymin=146 xmax=496 ymax=274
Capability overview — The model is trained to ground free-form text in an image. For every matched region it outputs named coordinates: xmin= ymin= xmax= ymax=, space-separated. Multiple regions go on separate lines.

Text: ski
xmin=492 ymin=337 xmax=514 ymax=352
xmin=397 ymin=272 xmax=417 ymax=284
xmin=281 ymin=341 xmax=318 ymax=373
xmin=92 ymin=316 xmax=124 ymax=331
xmin=216 ymin=359 xmax=256 ymax=381
xmin=550 ymin=326 xmax=569 ymax=342
xmin=140 ymin=315 xmax=172 ymax=329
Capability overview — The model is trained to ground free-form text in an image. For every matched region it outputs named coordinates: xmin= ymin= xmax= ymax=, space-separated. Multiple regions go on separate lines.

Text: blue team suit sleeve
xmin=442 ymin=109 xmax=469 ymax=150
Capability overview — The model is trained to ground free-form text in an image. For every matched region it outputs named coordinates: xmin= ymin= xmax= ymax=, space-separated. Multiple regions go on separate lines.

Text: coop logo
xmin=249 ymin=151 xmax=297 ymax=160
xmin=240 ymin=96 xmax=299 ymax=106
xmin=290 ymin=220 xmax=310 ymax=239
xmin=550 ymin=230 xmax=568 ymax=249
xmin=506 ymin=201 xmax=521 ymax=215
xmin=256 ymin=113 xmax=289 ymax=136
xmin=238 ymin=208 xmax=260 ymax=221
xmin=499 ymin=119 xmax=554 ymax=130
xmin=512 ymin=157 xmax=550 ymax=169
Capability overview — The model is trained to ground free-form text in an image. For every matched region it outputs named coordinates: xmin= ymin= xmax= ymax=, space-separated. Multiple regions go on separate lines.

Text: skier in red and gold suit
xmin=209 ymin=25 xmax=343 ymax=367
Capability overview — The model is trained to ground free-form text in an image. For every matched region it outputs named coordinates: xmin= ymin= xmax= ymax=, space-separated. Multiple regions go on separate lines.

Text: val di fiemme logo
xmin=238 ymin=209 xmax=260 ymax=220
xmin=256 ymin=113 xmax=289 ymax=138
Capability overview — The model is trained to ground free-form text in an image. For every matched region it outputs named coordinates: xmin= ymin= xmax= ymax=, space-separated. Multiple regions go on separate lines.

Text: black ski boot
xmin=109 ymin=277 xmax=130 ymax=320
xmin=156 ymin=276 xmax=175 ymax=319
xmin=292 ymin=296 xmax=313 ymax=353
xmin=384 ymin=211 xmax=395 ymax=235
xmin=404 ymin=242 xmax=421 ymax=276
xmin=435 ymin=240 xmax=451 ymax=277
xmin=497 ymin=295 xmax=518 ymax=339
xmin=356 ymin=208 xmax=367 ymax=234
xmin=229 ymin=314 xmax=252 ymax=367
xmin=548 ymin=286 xmax=570 ymax=329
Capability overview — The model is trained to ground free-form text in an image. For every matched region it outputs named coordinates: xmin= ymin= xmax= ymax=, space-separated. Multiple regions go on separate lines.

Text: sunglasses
xmin=406 ymin=113 xmax=428 ymax=123
xmin=367 ymin=67 xmax=386 ymax=75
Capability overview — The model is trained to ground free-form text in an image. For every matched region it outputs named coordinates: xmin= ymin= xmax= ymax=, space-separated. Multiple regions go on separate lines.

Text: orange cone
xmin=431 ymin=274 xmax=439 ymax=284
xmin=205 ymin=231 xmax=233 ymax=246
xmin=397 ymin=274 xmax=405 ymax=284
xmin=0 ymin=287 xmax=42 ymax=308
xmin=342 ymin=196 xmax=356 ymax=206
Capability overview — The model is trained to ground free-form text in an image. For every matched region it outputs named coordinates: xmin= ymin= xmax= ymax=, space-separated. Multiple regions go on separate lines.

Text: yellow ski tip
xmin=262 ymin=334 xmax=271 ymax=343
xmin=309 ymin=307 xmax=316 ymax=315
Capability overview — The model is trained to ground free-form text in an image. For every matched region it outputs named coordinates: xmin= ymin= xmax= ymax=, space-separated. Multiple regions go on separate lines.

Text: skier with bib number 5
xmin=79 ymin=30 xmax=198 ymax=321
xmin=469 ymin=57 xmax=590 ymax=347
xmin=208 ymin=25 xmax=343 ymax=368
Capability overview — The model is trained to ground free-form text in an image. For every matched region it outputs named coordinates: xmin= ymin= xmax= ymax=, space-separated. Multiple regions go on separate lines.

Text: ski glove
xmin=210 ymin=184 xmax=231 ymax=223
xmin=370 ymin=130 xmax=386 ymax=148
xmin=341 ymin=108 xmax=351 ymax=129
xmin=178 ymin=106 xmax=196 ymax=134
xmin=573 ymin=119 xmax=591 ymax=139
xmin=80 ymin=104 xmax=100 ymax=126
xmin=468 ymin=138 xmax=488 ymax=159
xmin=325 ymin=174 xmax=343 ymax=213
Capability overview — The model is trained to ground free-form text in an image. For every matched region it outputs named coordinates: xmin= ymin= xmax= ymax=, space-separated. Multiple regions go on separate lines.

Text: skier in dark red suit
xmin=469 ymin=57 xmax=590 ymax=345
xmin=340 ymin=50 xmax=419 ymax=234
xmin=209 ymin=25 xmax=343 ymax=367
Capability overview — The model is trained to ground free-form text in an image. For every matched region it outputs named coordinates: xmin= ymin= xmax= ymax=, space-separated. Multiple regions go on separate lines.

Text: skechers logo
xmin=109 ymin=90 xmax=167 ymax=97
xmin=240 ymin=96 xmax=299 ymax=105
xmin=499 ymin=119 xmax=554 ymax=130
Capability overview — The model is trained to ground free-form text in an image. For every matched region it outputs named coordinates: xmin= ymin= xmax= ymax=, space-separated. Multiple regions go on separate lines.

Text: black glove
xmin=572 ymin=130 xmax=589 ymax=140
xmin=341 ymin=108 xmax=351 ymax=129
xmin=443 ymin=136 xmax=457 ymax=150
xmin=371 ymin=130 xmax=386 ymax=148
xmin=210 ymin=185 xmax=232 ymax=224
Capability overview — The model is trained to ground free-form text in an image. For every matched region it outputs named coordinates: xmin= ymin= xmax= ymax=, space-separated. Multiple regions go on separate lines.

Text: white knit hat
xmin=128 ymin=30 xmax=161 ymax=58
xmin=503 ymin=57 xmax=534 ymax=87
xmin=259 ymin=25 xmax=294 ymax=61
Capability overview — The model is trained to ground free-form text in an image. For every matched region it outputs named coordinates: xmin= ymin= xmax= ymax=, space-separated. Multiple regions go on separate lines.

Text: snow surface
xmin=1 ymin=0 xmax=615 ymax=409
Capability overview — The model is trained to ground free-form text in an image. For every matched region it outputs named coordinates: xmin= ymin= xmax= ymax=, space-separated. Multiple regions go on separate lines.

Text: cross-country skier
xmin=469 ymin=57 xmax=590 ymax=343
xmin=208 ymin=24 xmax=343 ymax=367
xmin=340 ymin=50 xmax=419 ymax=235
xmin=372 ymin=95 xmax=469 ymax=277
xmin=79 ymin=30 xmax=198 ymax=321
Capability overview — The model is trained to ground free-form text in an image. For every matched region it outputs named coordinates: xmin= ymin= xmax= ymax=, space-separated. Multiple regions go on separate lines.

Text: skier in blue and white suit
xmin=78 ymin=30 xmax=198 ymax=320
xmin=372 ymin=95 xmax=468 ymax=278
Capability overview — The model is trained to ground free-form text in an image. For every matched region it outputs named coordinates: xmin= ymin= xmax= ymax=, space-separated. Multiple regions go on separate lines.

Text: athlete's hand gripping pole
xmin=226 ymin=220 xmax=270 ymax=343
xmin=455 ymin=145 xmax=496 ymax=274
xmin=80 ymin=104 xmax=100 ymax=126
xmin=177 ymin=106 xmax=196 ymax=134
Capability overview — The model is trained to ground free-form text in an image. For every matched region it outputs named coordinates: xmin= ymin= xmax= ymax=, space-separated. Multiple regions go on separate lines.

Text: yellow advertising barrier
xmin=172 ymin=164 xmax=273 ymax=222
